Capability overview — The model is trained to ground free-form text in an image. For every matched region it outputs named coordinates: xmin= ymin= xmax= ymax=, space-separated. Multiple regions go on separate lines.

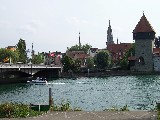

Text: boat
xmin=27 ymin=77 xmax=48 ymax=85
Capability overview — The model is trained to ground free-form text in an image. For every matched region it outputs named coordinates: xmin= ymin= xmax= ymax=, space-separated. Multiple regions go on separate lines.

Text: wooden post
xmin=49 ymin=88 xmax=53 ymax=106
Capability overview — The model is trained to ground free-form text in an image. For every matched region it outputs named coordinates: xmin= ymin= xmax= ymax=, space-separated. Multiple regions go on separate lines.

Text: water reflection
xmin=0 ymin=75 xmax=160 ymax=111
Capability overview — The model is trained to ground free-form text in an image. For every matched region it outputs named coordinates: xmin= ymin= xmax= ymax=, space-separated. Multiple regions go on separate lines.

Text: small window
xmin=138 ymin=56 xmax=145 ymax=65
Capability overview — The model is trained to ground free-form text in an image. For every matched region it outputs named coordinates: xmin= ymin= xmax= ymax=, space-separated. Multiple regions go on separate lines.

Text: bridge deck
xmin=0 ymin=64 xmax=62 ymax=69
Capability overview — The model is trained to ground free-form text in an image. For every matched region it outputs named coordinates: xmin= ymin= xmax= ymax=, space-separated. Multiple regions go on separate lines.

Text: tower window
xmin=138 ymin=56 xmax=145 ymax=65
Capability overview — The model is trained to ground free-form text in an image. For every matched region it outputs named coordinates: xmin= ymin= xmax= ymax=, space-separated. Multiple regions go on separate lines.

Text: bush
xmin=0 ymin=103 xmax=43 ymax=118
xmin=104 ymin=105 xmax=129 ymax=111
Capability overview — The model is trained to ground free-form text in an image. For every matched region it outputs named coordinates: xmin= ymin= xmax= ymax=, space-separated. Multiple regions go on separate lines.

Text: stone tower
xmin=133 ymin=13 xmax=156 ymax=72
xmin=106 ymin=20 xmax=114 ymax=45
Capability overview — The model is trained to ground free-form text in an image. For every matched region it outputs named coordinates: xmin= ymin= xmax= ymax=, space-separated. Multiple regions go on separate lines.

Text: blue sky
xmin=0 ymin=0 xmax=159 ymax=53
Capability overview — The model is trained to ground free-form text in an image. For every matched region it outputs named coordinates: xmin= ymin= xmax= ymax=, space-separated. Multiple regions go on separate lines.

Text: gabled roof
xmin=133 ymin=13 xmax=155 ymax=33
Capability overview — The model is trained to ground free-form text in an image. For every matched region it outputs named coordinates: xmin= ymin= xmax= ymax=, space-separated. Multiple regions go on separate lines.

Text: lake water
xmin=0 ymin=75 xmax=160 ymax=111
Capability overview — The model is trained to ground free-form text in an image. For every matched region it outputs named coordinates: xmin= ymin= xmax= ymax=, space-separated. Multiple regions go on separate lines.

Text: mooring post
xmin=49 ymin=88 xmax=53 ymax=106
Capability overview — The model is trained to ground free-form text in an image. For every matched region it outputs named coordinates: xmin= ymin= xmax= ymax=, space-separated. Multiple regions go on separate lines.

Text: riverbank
xmin=61 ymin=70 xmax=160 ymax=78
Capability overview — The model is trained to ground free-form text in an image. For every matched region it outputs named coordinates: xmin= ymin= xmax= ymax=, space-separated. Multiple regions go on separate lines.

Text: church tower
xmin=106 ymin=20 xmax=114 ymax=45
xmin=79 ymin=32 xmax=81 ymax=50
xmin=133 ymin=13 xmax=155 ymax=72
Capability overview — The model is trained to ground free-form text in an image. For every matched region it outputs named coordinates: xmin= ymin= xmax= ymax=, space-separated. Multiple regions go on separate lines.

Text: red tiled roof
xmin=75 ymin=54 xmax=88 ymax=59
xmin=107 ymin=43 xmax=132 ymax=53
xmin=133 ymin=13 xmax=155 ymax=33
xmin=66 ymin=51 xmax=88 ymax=59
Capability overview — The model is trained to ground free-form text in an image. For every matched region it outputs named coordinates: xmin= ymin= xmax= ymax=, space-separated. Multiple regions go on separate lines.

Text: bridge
xmin=0 ymin=63 xmax=63 ymax=78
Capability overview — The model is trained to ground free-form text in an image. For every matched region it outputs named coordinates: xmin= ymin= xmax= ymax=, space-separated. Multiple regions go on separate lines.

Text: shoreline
xmin=60 ymin=70 xmax=160 ymax=78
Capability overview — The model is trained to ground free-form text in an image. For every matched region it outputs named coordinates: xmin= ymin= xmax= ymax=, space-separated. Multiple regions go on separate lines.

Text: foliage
xmin=52 ymin=102 xmax=71 ymax=111
xmin=74 ymin=59 xmax=81 ymax=72
xmin=0 ymin=48 xmax=19 ymax=63
xmin=0 ymin=103 xmax=43 ymax=118
xmin=61 ymin=55 xmax=75 ymax=72
xmin=155 ymin=37 xmax=160 ymax=48
xmin=104 ymin=105 xmax=129 ymax=111
xmin=119 ymin=43 xmax=135 ymax=70
xmin=124 ymin=43 xmax=135 ymax=59
xmin=94 ymin=50 xmax=109 ymax=69
xmin=86 ymin=57 xmax=95 ymax=68
xmin=51 ymin=102 xmax=81 ymax=111
xmin=75 ymin=59 xmax=81 ymax=67
xmin=119 ymin=59 xmax=128 ymax=70
xmin=120 ymin=105 xmax=129 ymax=111
xmin=32 ymin=54 xmax=44 ymax=64
xmin=16 ymin=38 xmax=27 ymax=63
xmin=67 ymin=43 xmax=92 ymax=53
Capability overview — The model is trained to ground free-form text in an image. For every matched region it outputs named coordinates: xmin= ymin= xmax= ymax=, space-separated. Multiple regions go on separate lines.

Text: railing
xmin=0 ymin=64 xmax=62 ymax=69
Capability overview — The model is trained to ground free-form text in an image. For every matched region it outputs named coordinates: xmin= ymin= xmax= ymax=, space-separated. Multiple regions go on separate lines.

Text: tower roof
xmin=133 ymin=13 xmax=155 ymax=33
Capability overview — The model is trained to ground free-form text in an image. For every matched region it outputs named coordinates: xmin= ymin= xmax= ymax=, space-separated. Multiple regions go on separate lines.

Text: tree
xmin=94 ymin=50 xmax=109 ymax=69
xmin=75 ymin=59 xmax=81 ymax=67
xmin=124 ymin=43 xmax=135 ymax=59
xmin=154 ymin=37 xmax=160 ymax=48
xmin=119 ymin=43 xmax=135 ymax=70
xmin=67 ymin=44 xmax=92 ymax=53
xmin=16 ymin=38 xmax=27 ymax=63
xmin=61 ymin=55 xmax=75 ymax=72
xmin=0 ymin=48 xmax=19 ymax=63
xmin=32 ymin=54 xmax=44 ymax=64
xmin=119 ymin=59 xmax=128 ymax=70
xmin=86 ymin=57 xmax=95 ymax=68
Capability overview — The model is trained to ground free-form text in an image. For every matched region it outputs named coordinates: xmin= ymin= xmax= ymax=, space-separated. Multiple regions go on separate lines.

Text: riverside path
xmin=1 ymin=111 xmax=157 ymax=120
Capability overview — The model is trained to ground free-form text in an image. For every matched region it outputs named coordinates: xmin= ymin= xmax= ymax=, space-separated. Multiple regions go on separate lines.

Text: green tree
xmin=32 ymin=54 xmax=44 ymax=64
xmin=86 ymin=57 xmax=95 ymax=68
xmin=120 ymin=43 xmax=135 ymax=70
xmin=75 ymin=59 xmax=81 ymax=67
xmin=94 ymin=50 xmax=109 ymax=69
xmin=61 ymin=55 xmax=75 ymax=72
xmin=67 ymin=44 xmax=92 ymax=53
xmin=0 ymin=48 xmax=19 ymax=63
xmin=16 ymin=38 xmax=27 ymax=63
xmin=119 ymin=59 xmax=128 ymax=70
xmin=124 ymin=43 xmax=135 ymax=59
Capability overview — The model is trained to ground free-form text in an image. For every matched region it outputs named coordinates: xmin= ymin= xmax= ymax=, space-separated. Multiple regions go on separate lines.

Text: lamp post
xmin=31 ymin=43 xmax=33 ymax=76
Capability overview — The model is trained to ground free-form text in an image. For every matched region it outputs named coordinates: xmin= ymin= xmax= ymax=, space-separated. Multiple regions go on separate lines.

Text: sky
xmin=0 ymin=0 xmax=160 ymax=53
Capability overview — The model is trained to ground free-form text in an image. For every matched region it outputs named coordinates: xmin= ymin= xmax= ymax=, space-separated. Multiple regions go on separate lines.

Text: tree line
xmin=0 ymin=38 xmax=136 ymax=72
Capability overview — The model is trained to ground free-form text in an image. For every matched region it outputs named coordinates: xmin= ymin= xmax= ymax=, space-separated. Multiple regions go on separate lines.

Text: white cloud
xmin=66 ymin=17 xmax=88 ymax=25
xmin=0 ymin=20 xmax=11 ymax=28
xmin=18 ymin=20 xmax=45 ymax=34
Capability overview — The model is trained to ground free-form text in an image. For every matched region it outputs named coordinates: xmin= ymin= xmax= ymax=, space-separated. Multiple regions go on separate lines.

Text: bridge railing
xmin=0 ymin=64 xmax=62 ymax=68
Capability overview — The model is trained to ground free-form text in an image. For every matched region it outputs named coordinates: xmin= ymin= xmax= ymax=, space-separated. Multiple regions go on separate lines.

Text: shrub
xmin=0 ymin=103 xmax=43 ymax=118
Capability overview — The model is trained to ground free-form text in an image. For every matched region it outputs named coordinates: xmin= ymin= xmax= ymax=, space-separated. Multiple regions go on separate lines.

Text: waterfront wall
xmin=61 ymin=70 xmax=160 ymax=78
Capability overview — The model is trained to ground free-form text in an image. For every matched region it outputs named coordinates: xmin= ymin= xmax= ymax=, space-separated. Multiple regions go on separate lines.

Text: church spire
xmin=107 ymin=20 xmax=114 ymax=45
xmin=79 ymin=32 xmax=81 ymax=50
